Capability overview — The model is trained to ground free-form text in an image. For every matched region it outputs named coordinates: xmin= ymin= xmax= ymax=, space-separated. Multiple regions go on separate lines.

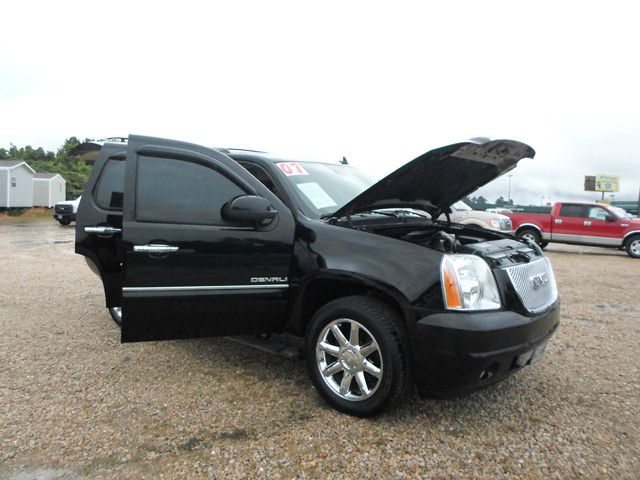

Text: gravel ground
xmin=1 ymin=221 xmax=638 ymax=479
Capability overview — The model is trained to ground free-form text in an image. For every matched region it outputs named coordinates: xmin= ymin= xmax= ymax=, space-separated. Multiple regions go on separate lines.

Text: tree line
xmin=0 ymin=137 xmax=90 ymax=200
xmin=462 ymin=195 xmax=515 ymax=209
xmin=1 ymin=138 xmax=517 ymax=208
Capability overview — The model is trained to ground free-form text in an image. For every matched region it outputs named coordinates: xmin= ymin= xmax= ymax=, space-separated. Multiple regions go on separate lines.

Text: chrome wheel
xmin=522 ymin=232 xmax=537 ymax=243
xmin=315 ymin=318 xmax=383 ymax=401
xmin=630 ymin=239 xmax=640 ymax=256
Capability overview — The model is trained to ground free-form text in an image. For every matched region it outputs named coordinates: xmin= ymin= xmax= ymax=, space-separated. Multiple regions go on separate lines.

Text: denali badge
xmin=529 ymin=272 xmax=549 ymax=290
xmin=251 ymin=276 xmax=288 ymax=284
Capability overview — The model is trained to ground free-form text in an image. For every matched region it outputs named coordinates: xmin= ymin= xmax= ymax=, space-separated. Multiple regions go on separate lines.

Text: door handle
xmin=85 ymin=226 xmax=122 ymax=235
xmin=554 ymin=219 xmax=563 ymax=224
xmin=133 ymin=244 xmax=179 ymax=253
xmin=583 ymin=221 xmax=592 ymax=226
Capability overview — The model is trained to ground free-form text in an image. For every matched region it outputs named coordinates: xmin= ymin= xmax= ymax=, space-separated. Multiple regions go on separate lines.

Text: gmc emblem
xmin=529 ymin=272 xmax=549 ymax=290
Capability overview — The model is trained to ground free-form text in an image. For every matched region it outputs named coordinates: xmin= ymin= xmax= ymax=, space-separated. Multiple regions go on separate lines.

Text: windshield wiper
xmin=372 ymin=209 xmax=429 ymax=218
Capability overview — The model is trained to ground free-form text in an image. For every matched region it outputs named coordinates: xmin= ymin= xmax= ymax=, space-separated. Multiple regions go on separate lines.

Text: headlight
xmin=490 ymin=219 xmax=501 ymax=229
xmin=440 ymin=254 xmax=501 ymax=311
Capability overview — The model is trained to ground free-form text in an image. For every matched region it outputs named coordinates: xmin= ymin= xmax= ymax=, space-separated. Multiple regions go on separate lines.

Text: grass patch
xmin=0 ymin=207 xmax=53 ymax=224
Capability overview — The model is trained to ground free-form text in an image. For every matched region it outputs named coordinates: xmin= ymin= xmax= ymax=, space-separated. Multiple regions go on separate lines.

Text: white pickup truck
xmin=441 ymin=201 xmax=513 ymax=232
xmin=53 ymin=196 xmax=81 ymax=225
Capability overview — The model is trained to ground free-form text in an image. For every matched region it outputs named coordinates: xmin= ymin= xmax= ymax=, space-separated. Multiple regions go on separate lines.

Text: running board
xmin=225 ymin=333 xmax=303 ymax=359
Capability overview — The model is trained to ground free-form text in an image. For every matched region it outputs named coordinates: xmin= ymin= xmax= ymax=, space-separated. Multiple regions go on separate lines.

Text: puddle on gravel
xmin=10 ymin=467 xmax=75 ymax=479
xmin=10 ymin=239 xmax=73 ymax=246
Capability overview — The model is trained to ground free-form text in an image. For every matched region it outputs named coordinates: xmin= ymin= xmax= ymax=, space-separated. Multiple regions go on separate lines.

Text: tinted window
xmin=95 ymin=158 xmax=125 ymax=210
xmin=559 ymin=204 xmax=584 ymax=218
xmin=240 ymin=162 xmax=287 ymax=204
xmin=136 ymin=156 xmax=246 ymax=225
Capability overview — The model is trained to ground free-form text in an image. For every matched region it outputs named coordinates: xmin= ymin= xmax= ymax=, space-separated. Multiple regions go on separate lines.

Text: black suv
xmin=75 ymin=135 xmax=560 ymax=416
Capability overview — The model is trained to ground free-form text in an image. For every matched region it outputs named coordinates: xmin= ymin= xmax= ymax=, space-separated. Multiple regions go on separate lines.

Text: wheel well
xmin=625 ymin=233 xmax=640 ymax=246
xmin=515 ymin=224 xmax=541 ymax=236
xmin=292 ymin=278 xmax=406 ymax=336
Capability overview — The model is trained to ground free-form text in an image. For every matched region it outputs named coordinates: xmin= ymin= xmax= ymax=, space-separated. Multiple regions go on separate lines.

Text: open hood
xmin=330 ymin=138 xmax=535 ymax=219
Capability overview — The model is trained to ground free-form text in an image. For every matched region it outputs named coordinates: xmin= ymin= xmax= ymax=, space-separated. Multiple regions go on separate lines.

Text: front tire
xmin=58 ymin=218 xmax=72 ymax=226
xmin=625 ymin=235 xmax=640 ymax=258
xmin=305 ymin=295 xmax=409 ymax=417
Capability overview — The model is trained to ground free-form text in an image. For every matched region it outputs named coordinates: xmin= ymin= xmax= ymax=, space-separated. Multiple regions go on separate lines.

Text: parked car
xmin=76 ymin=136 xmax=559 ymax=416
xmin=54 ymin=196 xmax=81 ymax=225
xmin=442 ymin=201 xmax=513 ymax=232
xmin=508 ymin=202 xmax=640 ymax=258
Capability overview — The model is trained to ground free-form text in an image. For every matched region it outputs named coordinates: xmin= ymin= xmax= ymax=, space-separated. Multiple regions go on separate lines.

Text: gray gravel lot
xmin=1 ymin=221 xmax=639 ymax=479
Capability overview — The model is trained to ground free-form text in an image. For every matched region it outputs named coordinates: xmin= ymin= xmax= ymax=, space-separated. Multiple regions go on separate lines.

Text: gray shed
xmin=0 ymin=160 xmax=35 ymax=208
xmin=33 ymin=173 xmax=67 ymax=207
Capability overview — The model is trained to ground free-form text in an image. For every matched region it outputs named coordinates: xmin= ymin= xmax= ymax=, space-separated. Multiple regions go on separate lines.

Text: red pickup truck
xmin=508 ymin=202 xmax=640 ymax=258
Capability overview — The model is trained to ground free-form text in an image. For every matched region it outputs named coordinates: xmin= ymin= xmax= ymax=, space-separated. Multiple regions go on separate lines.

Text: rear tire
xmin=539 ymin=241 xmax=549 ymax=249
xmin=305 ymin=295 xmax=409 ymax=417
xmin=58 ymin=218 xmax=72 ymax=226
xmin=625 ymin=235 xmax=640 ymax=258
xmin=517 ymin=227 xmax=542 ymax=247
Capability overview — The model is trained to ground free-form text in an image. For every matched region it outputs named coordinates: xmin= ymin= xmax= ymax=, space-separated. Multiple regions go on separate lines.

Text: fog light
xmin=479 ymin=363 xmax=498 ymax=380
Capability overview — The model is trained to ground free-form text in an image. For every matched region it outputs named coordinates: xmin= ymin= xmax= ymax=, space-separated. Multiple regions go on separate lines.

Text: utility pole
xmin=637 ymin=178 xmax=640 ymax=216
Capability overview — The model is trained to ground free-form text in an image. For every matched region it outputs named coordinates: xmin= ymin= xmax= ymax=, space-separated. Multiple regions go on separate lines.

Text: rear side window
xmin=559 ymin=204 xmax=584 ymax=218
xmin=135 ymin=156 xmax=246 ymax=225
xmin=95 ymin=158 xmax=125 ymax=210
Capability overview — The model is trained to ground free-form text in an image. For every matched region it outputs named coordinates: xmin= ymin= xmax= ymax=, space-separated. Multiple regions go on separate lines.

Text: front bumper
xmin=53 ymin=213 xmax=75 ymax=221
xmin=410 ymin=300 xmax=560 ymax=398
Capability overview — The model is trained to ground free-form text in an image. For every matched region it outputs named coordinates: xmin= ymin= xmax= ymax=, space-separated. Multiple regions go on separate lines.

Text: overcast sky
xmin=1 ymin=1 xmax=638 ymax=205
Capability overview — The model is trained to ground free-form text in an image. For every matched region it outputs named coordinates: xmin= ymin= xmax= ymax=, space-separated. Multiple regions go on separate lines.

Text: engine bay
xmin=333 ymin=214 xmax=539 ymax=268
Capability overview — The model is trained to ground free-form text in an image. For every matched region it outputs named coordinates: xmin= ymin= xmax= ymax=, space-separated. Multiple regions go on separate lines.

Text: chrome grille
xmin=500 ymin=218 xmax=512 ymax=231
xmin=504 ymin=258 xmax=558 ymax=313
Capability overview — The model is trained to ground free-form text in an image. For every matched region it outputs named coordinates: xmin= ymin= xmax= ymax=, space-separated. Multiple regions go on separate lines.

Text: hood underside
xmin=331 ymin=138 xmax=535 ymax=219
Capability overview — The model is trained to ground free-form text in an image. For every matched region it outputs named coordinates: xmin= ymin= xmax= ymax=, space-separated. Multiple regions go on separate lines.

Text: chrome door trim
xmin=552 ymin=233 xmax=622 ymax=246
xmin=122 ymin=284 xmax=289 ymax=292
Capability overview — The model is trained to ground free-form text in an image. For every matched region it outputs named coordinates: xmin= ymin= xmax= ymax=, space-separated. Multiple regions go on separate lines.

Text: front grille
xmin=500 ymin=218 xmax=512 ymax=230
xmin=55 ymin=205 xmax=72 ymax=214
xmin=504 ymin=258 xmax=558 ymax=313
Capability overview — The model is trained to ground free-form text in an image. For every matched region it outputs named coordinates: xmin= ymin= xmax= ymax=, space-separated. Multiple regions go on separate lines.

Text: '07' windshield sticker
xmin=276 ymin=162 xmax=309 ymax=176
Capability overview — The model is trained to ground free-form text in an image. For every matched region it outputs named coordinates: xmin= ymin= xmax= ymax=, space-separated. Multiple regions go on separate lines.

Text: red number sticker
xmin=276 ymin=162 xmax=309 ymax=176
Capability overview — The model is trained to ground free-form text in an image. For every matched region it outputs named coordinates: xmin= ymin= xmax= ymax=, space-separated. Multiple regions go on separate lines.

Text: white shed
xmin=0 ymin=160 xmax=35 ymax=208
xmin=33 ymin=173 xmax=67 ymax=207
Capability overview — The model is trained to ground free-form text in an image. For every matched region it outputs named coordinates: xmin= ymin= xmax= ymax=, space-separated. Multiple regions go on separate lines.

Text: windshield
xmin=610 ymin=206 xmax=631 ymax=218
xmin=452 ymin=201 xmax=472 ymax=211
xmin=276 ymin=161 xmax=374 ymax=218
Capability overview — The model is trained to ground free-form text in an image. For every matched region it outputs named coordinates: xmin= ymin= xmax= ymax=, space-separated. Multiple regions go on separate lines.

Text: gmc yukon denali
xmin=75 ymin=135 xmax=560 ymax=416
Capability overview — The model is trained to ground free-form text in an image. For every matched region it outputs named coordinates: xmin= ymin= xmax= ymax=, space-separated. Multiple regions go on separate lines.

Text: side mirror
xmin=605 ymin=214 xmax=617 ymax=222
xmin=221 ymin=195 xmax=277 ymax=226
